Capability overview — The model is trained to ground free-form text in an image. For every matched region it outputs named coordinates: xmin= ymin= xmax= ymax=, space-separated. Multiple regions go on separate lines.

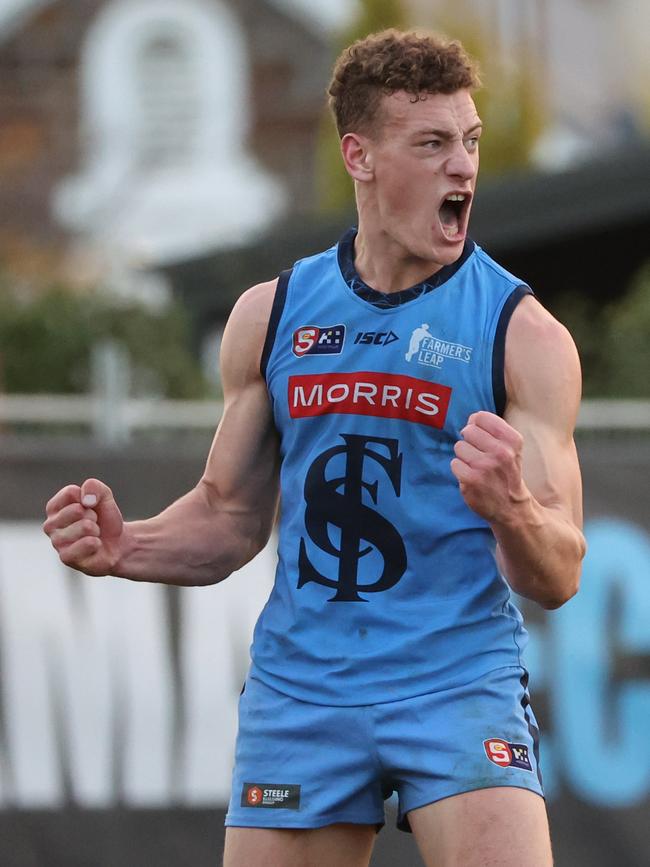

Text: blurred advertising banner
xmin=0 ymin=437 xmax=648 ymax=866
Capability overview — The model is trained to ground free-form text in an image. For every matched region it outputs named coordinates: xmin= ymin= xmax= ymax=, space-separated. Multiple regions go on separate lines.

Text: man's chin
xmin=430 ymin=239 xmax=465 ymax=267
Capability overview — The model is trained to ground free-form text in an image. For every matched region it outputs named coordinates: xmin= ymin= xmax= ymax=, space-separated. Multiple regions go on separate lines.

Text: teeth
xmin=445 ymin=194 xmax=466 ymax=202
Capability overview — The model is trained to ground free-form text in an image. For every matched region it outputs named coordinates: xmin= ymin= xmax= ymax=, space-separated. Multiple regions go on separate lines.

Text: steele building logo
xmin=241 ymin=783 xmax=301 ymax=809
xmin=405 ymin=323 xmax=473 ymax=369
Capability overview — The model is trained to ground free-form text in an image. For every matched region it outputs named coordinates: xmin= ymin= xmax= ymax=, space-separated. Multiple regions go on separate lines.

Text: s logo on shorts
xmin=245 ymin=785 xmax=263 ymax=805
xmin=484 ymin=738 xmax=533 ymax=772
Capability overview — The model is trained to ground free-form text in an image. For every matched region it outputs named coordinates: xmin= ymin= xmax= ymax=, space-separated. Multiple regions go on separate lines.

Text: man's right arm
xmin=43 ymin=279 xmax=281 ymax=586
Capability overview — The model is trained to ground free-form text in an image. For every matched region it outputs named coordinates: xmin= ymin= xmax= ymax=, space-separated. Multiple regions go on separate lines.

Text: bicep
xmin=504 ymin=296 xmax=583 ymax=527
xmin=201 ymin=281 xmax=281 ymax=527
xmin=506 ymin=405 xmax=583 ymax=528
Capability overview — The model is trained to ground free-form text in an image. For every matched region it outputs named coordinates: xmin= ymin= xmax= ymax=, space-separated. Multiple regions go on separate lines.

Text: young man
xmin=44 ymin=30 xmax=585 ymax=867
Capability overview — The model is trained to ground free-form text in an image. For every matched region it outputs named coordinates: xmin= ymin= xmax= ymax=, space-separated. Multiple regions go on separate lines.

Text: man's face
xmin=363 ymin=89 xmax=481 ymax=267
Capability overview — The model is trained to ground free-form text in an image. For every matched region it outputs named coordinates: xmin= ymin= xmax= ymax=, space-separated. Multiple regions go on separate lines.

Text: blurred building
xmin=407 ymin=0 xmax=650 ymax=168
xmin=0 ymin=0 xmax=333 ymax=296
xmin=155 ymin=0 xmax=650 ymax=360
xmin=2 ymin=0 xmax=649 ymax=344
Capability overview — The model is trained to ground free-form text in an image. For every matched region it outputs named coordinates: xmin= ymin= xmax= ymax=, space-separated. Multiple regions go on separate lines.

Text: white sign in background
xmin=0 ymin=523 xmax=275 ymax=809
xmin=1 ymin=519 xmax=649 ymax=811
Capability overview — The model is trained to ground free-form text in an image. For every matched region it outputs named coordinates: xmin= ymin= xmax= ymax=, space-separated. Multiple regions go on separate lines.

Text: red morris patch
xmin=288 ymin=371 xmax=451 ymax=429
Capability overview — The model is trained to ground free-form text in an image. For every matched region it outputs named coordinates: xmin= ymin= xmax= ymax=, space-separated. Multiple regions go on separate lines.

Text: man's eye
xmin=425 ymin=140 xmax=442 ymax=149
xmin=465 ymin=137 xmax=479 ymax=151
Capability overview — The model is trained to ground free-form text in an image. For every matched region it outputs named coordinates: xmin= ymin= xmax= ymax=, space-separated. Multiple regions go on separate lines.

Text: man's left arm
xmin=451 ymin=295 xmax=586 ymax=609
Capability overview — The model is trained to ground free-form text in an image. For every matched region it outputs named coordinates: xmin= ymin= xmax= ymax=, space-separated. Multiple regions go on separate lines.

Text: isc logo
xmin=354 ymin=331 xmax=399 ymax=346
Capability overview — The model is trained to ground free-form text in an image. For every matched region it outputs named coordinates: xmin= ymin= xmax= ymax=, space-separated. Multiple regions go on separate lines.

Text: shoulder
xmin=225 ymin=279 xmax=278 ymax=342
xmin=505 ymin=295 xmax=581 ymax=427
xmin=221 ymin=278 xmax=279 ymax=386
xmin=228 ymin=278 xmax=278 ymax=326
xmin=507 ymin=294 xmax=577 ymax=360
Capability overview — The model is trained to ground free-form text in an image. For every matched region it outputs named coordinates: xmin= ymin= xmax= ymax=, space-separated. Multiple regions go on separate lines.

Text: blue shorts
xmin=225 ymin=666 xmax=544 ymax=832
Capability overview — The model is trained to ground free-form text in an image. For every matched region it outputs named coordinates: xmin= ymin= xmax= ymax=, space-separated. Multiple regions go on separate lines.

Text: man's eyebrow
xmin=414 ymin=122 xmax=483 ymax=139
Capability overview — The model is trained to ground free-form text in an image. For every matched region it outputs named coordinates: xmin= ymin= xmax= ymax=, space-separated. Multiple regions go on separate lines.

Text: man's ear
xmin=340 ymin=133 xmax=374 ymax=182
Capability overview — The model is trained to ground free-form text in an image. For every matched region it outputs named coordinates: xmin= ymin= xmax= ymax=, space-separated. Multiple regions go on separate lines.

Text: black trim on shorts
xmin=260 ymin=268 xmax=292 ymax=380
xmin=520 ymin=670 xmax=544 ymax=789
xmin=492 ymin=284 xmax=533 ymax=416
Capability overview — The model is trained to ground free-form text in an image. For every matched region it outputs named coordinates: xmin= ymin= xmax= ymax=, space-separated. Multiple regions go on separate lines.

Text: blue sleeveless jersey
xmin=251 ymin=229 xmax=532 ymax=705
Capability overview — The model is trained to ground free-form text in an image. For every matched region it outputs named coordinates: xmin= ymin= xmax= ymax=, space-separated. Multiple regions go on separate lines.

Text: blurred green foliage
xmin=347 ymin=0 xmax=407 ymax=35
xmin=0 ymin=281 xmax=208 ymax=398
xmin=317 ymin=0 xmax=406 ymax=213
xmin=422 ymin=8 xmax=546 ymax=178
xmin=550 ymin=262 xmax=650 ymax=398
xmin=602 ymin=263 xmax=650 ymax=396
xmin=547 ymin=291 xmax=610 ymax=399
xmin=0 ymin=264 xmax=647 ymax=399
xmin=464 ymin=48 xmax=546 ymax=178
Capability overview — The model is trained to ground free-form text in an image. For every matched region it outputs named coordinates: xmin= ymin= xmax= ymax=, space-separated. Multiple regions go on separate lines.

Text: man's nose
xmin=446 ymin=142 xmax=477 ymax=181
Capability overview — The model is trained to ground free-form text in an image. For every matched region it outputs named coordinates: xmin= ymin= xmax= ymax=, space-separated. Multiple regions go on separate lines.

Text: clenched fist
xmin=43 ymin=479 xmax=125 ymax=576
xmin=450 ymin=411 xmax=529 ymax=524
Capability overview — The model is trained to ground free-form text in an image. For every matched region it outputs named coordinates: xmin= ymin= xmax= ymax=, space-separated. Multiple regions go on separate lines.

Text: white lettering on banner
xmin=0 ymin=525 xmax=107 ymax=808
xmin=0 ymin=525 xmax=173 ymax=808
xmin=0 ymin=523 xmax=274 ymax=809
xmin=1 ymin=521 xmax=649 ymax=810
xmin=179 ymin=547 xmax=275 ymax=805
xmin=116 ymin=576 xmax=174 ymax=806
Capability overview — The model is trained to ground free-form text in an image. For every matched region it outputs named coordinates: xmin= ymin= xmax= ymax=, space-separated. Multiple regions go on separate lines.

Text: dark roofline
xmin=471 ymin=144 xmax=650 ymax=251
xmin=157 ymin=144 xmax=650 ymax=323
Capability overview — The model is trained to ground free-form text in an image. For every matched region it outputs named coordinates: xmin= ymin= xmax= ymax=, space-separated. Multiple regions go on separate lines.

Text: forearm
xmin=114 ymin=481 xmax=272 ymax=586
xmin=493 ymin=493 xmax=586 ymax=609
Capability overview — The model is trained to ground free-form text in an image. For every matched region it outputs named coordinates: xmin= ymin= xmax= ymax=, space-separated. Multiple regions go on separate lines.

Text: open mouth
xmin=438 ymin=193 xmax=471 ymax=240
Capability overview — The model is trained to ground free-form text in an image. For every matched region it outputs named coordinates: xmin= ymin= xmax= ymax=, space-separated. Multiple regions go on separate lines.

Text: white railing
xmin=3 ymin=341 xmax=646 ymax=444
xmin=1 ymin=394 xmax=648 ymax=446
xmin=576 ymin=400 xmax=650 ymax=430
xmin=0 ymin=393 xmax=223 ymax=426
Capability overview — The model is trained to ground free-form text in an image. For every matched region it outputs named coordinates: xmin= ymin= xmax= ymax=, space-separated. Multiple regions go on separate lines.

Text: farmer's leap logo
xmin=405 ymin=323 xmax=473 ymax=369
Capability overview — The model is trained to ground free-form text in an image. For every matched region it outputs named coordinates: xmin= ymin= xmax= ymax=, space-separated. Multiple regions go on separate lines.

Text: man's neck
xmin=353 ymin=225 xmax=446 ymax=295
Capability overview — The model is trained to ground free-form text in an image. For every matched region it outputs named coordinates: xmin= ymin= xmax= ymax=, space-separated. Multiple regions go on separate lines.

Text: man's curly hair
xmin=328 ymin=29 xmax=481 ymax=139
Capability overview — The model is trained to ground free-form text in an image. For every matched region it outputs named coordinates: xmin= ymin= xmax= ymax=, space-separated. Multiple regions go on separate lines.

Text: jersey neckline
xmin=337 ymin=227 xmax=475 ymax=309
